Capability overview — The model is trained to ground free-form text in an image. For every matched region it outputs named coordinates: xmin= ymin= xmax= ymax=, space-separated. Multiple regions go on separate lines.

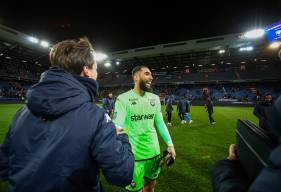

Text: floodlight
xmin=219 ymin=49 xmax=225 ymax=54
xmin=104 ymin=62 xmax=111 ymax=67
xmin=28 ymin=36 xmax=39 ymax=43
xmin=95 ymin=52 xmax=108 ymax=62
xmin=239 ymin=46 xmax=253 ymax=51
xmin=243 ymin=29 xmax=265 ymax=39
xmin=40 ymin=40 xmax=50 ymax=48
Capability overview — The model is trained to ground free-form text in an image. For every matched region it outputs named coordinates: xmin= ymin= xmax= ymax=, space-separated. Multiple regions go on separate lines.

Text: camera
xmin=236 ymin=119 xmax=278 ymax=181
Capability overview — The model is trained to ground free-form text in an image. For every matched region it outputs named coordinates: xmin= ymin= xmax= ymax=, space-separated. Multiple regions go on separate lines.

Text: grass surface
xmin=0 ymin=104 xmax=257 ymax=192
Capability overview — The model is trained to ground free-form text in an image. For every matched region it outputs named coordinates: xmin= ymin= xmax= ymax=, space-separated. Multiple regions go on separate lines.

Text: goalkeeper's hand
xmin=167 ymin=146 xmax=176 ymax=160
xmin=116 ymin=126 xmax=125 ymax=135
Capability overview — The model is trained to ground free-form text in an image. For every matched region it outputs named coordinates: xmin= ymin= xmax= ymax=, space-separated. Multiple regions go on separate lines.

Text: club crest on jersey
xmin=129 ymin=98 xmax=138 ymax=105
xmin=150 ymin=99 xmax=156 ymax=107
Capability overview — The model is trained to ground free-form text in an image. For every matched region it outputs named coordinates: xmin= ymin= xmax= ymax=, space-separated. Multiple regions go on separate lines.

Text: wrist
xmin=227 ymin=156 xmax=237 ymax=161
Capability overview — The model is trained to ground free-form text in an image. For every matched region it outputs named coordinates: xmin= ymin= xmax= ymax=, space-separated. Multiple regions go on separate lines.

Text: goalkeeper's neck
xmin=133 ymin=85 xmax=145 ymax=96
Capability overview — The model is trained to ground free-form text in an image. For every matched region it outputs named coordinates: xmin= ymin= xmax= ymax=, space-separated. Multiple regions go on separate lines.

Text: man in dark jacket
xmin=102 ymin=92 xmax=115 ymax=116
xmin=212 ymin=95 xmax=281 ymax=192
xmin=205 ymin=97 xmax=216 ymax=124
xmin=0 ymin=37 xmax=134 ymax=192
xmin=166 ymin=95 xmax=174 ymax=126
xmin=177 ymin=97 xmax=191 ymax=124
xmin=253 ymin=93 xmax=273 ymax=130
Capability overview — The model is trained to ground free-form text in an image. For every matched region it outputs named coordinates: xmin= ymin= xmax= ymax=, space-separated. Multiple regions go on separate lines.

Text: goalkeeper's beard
xmin=139 ymin=80 xmax=152 ymax=92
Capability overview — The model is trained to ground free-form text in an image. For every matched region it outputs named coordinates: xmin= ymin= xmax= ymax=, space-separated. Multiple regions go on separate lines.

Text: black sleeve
xmin=212 ymin=159 xmax=250 ymax=192
xmin=90 ymin=113 xmax=134 ymax=187
xmin=253 ymin=104 xmax=264 ymax=120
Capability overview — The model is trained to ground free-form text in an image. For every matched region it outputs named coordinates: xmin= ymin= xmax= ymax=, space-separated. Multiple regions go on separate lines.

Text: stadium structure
xmin=1 ymin=21 xmax=281 ymax=192
xmin=0 ymin=23 xmax=280 ymax=105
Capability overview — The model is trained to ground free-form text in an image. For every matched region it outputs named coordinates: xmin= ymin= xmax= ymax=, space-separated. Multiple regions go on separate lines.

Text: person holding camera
xmin=212 ymin=95 xmax=281 ymax=192
xmin=253 ymin=92 xmax=273 ymax=130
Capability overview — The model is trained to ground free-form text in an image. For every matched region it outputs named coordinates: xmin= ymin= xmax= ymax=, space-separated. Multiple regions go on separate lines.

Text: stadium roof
xmin=99 ymin=33 xmax=279 ymax=75
xmin=0 ymin=22 xmax=280 ymax=77
xmin=0 ymin=24 xmax=49 ymax=67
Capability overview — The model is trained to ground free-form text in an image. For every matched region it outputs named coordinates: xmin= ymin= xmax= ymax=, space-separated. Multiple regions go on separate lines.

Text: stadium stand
xmin=0 ymin=24 xmax=280 ymax=104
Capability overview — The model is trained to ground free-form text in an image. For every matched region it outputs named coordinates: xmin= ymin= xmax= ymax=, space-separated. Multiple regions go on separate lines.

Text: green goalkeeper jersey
xmin=113 ymin=89 xmax=173 ymax=160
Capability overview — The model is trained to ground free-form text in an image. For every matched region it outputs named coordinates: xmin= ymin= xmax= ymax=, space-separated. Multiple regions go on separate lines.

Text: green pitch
xmin=0 ymin=104 xmax=258 ymax=192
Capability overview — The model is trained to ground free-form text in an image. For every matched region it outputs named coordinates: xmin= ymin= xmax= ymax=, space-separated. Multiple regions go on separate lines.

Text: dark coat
xmin=102 ymin=97 xmax=115 ymax=112
xmin=206 ymin=100 xmax=214 ymax=114
xmin=253 ymin=100 xmax=273 ymax=130
xmin=166 ymin=97 xmax=174 ymax=112
xmin=0 ymin=68 xmax=134 ymax=192
xmin=177 ymin=99 xmax=190 ymax=113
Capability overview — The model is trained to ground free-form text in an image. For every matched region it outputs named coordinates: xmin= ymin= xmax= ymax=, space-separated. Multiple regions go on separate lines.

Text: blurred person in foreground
xmin=0 ymin=37 xmax=134 ymax=192
xmin=212 ymin=95 xmax=281 ymax=192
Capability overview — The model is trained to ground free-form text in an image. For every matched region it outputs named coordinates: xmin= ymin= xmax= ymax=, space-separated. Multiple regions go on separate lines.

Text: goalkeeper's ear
xmin=132 ymin=73 xmax=139 ymax=83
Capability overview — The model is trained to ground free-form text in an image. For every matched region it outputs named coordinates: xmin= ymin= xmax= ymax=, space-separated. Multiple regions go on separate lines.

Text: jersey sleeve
xmin=113 ymin=96 xmax=126 ymax=128
xmin=154 ymin=96 xmax=174 ymax=146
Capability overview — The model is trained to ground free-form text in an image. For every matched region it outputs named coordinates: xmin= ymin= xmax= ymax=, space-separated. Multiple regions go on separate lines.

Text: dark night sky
xmin=0 ymin=1 xmax=280 ymax=52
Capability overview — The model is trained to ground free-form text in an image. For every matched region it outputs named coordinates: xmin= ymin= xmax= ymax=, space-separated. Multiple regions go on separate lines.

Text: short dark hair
xmin=131 ymin=65 xmax=149 ymax=76
xmin=49 ymin=37 xmax=95 ymax=75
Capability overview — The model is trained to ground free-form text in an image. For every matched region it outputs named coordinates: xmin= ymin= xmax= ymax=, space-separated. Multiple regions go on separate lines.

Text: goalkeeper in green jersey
xmin=113 ymin=65 xmax=176 ymax=192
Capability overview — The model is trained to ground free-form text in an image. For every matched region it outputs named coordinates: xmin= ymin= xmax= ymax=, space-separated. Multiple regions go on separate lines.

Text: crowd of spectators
xmin=1 ymin=79 xmax=280 ymax=103
xmin=0 ymin=60 xmax=46 ymax=81
xmin=0 ymin=81 xmax=28 ymax=100
xmin=1 ymin=60 xmax=280 ymax=102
